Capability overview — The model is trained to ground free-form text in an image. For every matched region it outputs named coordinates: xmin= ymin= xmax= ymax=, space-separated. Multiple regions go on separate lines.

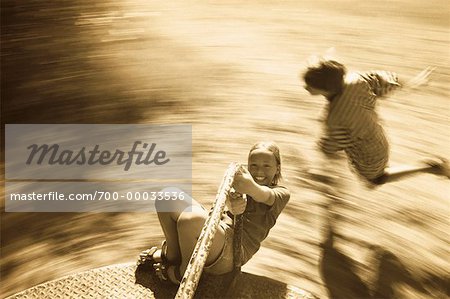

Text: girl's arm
xmin=365 ymin=71 xmax=401 ymax=97
xmin=232 ymin=167 xmax=275 ymax=206
xmin=366 ymin=66 xmax=434 ymax=97
xmin=402 ymin=66 xmax=435 ymax=90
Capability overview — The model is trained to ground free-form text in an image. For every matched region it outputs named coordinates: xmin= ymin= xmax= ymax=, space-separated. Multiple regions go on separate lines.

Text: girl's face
xmin=248 ymin=148 xmax=279 ymax=186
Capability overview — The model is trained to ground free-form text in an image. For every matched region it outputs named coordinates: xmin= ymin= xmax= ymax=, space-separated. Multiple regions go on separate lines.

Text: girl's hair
xmin=248 ymin=141 xmax=282 ymax=185
xmin=303 ymin=59 xmax=346 ymax=93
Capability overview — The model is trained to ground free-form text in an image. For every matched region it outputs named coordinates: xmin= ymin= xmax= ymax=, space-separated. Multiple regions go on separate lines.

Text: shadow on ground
xmin=320 ymin=222 xmax=438 ymax=299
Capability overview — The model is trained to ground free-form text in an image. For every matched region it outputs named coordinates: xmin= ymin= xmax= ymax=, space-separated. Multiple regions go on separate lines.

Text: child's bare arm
xmin=401 ymin=66 xmax=435 ymax=90
xmin=245 ymin=184 xmax=275 ymax=206
xmin=232 ymin=167 xmax=275 ymax=206
xmin=365 ymin=71 xmax=401 ymax=97
xmin=368 ymin=66 xmax=435 ymax=97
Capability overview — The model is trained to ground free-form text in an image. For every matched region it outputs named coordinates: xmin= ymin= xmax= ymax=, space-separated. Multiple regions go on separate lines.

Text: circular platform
xmin=7 ymin=262 xmax=319 ymax=298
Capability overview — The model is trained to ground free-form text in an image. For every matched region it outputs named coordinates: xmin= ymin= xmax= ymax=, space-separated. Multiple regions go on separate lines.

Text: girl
xmin=138 ymin=141 xmax=290 ymax=284
xmin=301 ymin=58 xmax=449 ymax=186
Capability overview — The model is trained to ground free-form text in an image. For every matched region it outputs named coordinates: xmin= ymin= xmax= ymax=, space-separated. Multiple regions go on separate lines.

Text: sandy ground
xmin=1 ymin=1 xmax=449 ymax=298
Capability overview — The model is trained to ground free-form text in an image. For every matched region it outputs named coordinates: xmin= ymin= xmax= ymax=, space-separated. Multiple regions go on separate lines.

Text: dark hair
xmin=303 ymin=60 xmax=346 ymax=93
xmin=248 ymin=141 xmax=282 ymax=185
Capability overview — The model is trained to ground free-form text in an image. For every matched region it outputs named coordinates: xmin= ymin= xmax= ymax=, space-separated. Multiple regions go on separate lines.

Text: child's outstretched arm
xmin=402 ymin=66 xmax=435 ymax=90
xmin=232 ymin=167 xmax=276 ymax=206
xmin=365 ymin=71 xmax=401 ymax=97
xmin=367 ymin=66 xmax=435 ymax=97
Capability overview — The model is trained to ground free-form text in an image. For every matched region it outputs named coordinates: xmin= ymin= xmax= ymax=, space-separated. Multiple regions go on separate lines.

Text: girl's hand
xmin=232 ymin=166 xmax=255 ymax=194
xmin=226 ymin=189 xmax=247 ymax=215
xmin=233 ymin=165 xmax=275 ymax=205
xmin=406 ymin=66 xmax=435 ymax=90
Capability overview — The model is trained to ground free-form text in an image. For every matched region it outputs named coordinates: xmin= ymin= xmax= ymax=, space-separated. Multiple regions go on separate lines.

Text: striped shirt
xmin=319 ymin=71 xmax=400 ymax=180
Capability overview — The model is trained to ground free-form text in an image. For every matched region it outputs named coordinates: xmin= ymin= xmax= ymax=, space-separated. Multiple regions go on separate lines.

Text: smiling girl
xmin=137 ymin=141 xmax=290 ymax=284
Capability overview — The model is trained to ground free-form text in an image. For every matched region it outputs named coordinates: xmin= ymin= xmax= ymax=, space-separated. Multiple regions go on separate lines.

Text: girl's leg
xmin=155 ymin=191 xmax=227 ymax=280
xmin=157 ymin=211 xmax=182 ymax=264
xmin=176 ymin=205 xmax=227 ymax=276
xmin=155 ymin=189 xmax=195 ymax=264
xmin=370 ymin=157 xmax=449 ymax=185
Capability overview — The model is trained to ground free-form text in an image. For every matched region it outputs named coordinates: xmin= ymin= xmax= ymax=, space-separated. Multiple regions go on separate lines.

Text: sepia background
xmin=1 ymin=1 xmax=449 ymax=298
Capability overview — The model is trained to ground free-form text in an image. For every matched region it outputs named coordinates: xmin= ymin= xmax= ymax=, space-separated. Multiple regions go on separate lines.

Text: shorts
xmin=203 ymin=213 xmax=234 ymax=275
xmin=348 ymin=129 xmax=390 ymax=181
xmin=353 ymin=158 xmax=388 ymax=181
xmin=347 ymin=144 xmax=389 ymax=182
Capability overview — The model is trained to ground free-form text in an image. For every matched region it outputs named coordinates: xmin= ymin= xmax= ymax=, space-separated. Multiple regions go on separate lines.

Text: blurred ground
xmin=1 ymin=1 xmax=449 ymax=298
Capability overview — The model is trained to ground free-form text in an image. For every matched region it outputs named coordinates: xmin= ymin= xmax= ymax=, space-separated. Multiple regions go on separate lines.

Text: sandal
xmin=153 ymin=261 xmax=182 ymax=283
xmin=137 ymin=241 xmax=181 ymax=284
xmin=153 ymin=261 xmax=169 ymax=281
xmin=137 ymin=240 xmax=167 ymax=266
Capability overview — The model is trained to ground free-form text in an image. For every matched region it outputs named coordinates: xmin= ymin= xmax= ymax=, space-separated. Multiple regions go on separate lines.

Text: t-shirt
xmin=238 ymin=185 xmax=290 ymax=265
xmin=319 ymin=71 xmax=400 ymax=179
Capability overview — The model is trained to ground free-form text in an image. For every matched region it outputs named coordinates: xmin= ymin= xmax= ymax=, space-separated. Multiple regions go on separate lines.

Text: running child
xmin=301 ymin=58 xmax=448 ymax=186
xmin=137 ymin=141 xmax=290 ymax=284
